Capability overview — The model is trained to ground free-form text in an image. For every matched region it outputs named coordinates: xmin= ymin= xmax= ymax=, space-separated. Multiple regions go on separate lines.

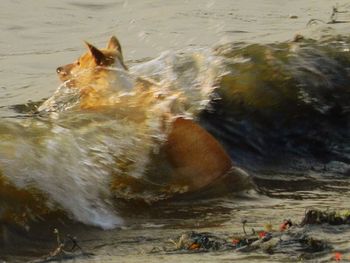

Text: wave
xmin=200 ymin=36 xmax=350 ymax=168
xmin=1 ymin=34 xmax=349 ymax=229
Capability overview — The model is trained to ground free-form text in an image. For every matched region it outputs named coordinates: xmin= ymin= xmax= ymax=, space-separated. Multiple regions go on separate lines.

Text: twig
xmin=307 ymin=5 xmax=349 ymax=27
xmin=241 ymin=220 xmax=248 ymax=236
xmin=30 ymin=228 xmax=93 ymax=263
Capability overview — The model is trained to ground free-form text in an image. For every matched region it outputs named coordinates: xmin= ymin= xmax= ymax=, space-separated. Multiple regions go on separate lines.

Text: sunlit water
xmin=1 ymin=1 xmax=350 ymax=262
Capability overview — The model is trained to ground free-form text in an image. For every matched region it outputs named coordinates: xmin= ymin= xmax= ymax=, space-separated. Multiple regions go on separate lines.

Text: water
xmin=1 ymin=0 xmax=350 ymax=262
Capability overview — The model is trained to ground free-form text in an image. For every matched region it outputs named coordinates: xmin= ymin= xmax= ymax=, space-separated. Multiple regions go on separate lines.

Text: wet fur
xmin=54 ymin=36 xmax=233 ymax=193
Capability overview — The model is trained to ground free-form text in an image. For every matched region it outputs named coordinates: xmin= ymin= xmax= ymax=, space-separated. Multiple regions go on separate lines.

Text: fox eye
xmin=75 ymin=60 xmax=80 ymax=66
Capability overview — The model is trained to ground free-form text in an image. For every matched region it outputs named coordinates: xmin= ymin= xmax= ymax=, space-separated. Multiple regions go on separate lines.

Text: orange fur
xmin=165 ymin=118 xmax=232 ymax=192
xmin=55 ymin=36 xmax=233 ymax=193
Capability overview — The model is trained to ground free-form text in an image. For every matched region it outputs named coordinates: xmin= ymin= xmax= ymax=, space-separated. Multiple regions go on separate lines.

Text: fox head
xmin=56 ymin=36 xmax=128 ymax=84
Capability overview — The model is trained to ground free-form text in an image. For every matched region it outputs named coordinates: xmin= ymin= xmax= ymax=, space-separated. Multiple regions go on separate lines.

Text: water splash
xmin=0 ymin=48 xmax=223 ymax=227
xmin=1 ymin=37 xmax=350 ymax=229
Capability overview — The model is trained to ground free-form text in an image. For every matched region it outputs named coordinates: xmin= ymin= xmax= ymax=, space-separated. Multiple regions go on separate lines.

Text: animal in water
xmin=51 ymin=36 xmax=233 ymax=194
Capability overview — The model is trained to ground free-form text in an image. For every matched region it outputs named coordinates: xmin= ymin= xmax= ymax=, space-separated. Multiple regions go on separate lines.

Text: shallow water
xmin=1 ymin=0 xmax=350 ymax=262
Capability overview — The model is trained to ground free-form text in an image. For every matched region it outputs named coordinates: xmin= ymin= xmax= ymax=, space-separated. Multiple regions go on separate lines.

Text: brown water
xmin=1 ymin=1 xmax=350 ymax=262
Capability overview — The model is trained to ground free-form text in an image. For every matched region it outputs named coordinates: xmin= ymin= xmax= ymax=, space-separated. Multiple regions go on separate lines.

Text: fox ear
xmin=84 ymin=41 xmax=106 ymax=65
xmin=107 ymin=36 xmax=122 ymax=54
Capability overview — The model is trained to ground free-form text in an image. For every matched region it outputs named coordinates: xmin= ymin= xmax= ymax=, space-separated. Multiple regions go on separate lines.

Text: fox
xmin=48 ymin=36 xmax=233 ymax=194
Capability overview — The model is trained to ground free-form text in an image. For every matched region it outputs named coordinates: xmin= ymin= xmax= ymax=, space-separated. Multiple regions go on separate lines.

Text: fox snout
xmin=56 ymin=63 xmax=74 ymax=82
xmin=56 ymin=66 xmax=64 ymax=74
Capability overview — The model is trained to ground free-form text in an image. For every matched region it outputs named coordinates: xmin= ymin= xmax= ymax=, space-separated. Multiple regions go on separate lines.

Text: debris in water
xmin=307 ymin=5 xmax=349 ymax=26
xmin=30 ymin=209 xmax=349 ymax=260
xmin=279 ymin=219 xmax=293 ymax=231
xmin=264 ymin=222 xmax=273 ymax=232
xmin=165 ymin=211 xmax=336 ymax=256
xmin=301 ymin=209 xmax=350 ymax=226
xmin=241 ymin=219 xmax=248 ymax=235
xmin=334 ymin=252 xmax=342 ymax=261
xmin=30 ymin=228 xmax=93 ymax=263
xmin=330 ymin=5 xmax=348 ymax=23
xmin=169 ymin=231 xmax=230 ymax=251
xmin=292 ymin=34 xmax=304 ymax=42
